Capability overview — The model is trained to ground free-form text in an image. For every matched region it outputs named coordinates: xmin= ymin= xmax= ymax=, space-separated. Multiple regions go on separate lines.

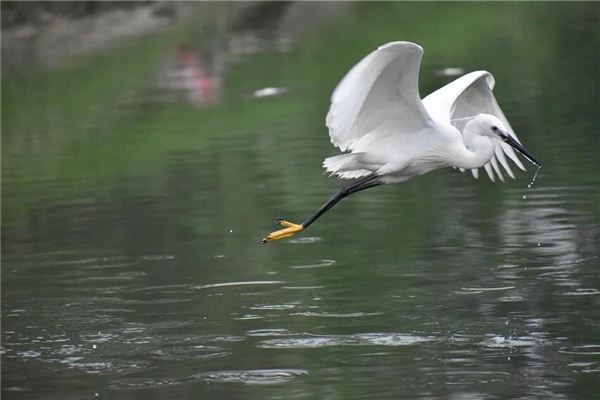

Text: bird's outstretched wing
xmin=422 ymin=71 xmax=526 ymax=182
xmin=325 ymin=42 xmax=432 ymax=152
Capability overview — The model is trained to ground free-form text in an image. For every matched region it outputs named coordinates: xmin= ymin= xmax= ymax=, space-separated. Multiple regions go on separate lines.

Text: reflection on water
xmin=2 ymin=2 xmax=599 ymax=400
xmin=160 ymin=43 xmax=222 ymax=107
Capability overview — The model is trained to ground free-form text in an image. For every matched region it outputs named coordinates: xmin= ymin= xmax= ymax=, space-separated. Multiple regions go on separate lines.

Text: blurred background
xmin=2 ymin=2 xmax=599 ymax=399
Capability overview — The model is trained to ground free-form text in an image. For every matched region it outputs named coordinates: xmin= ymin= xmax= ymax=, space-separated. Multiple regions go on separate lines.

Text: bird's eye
xmin=491 ymin=125 xmax=498 ymax=132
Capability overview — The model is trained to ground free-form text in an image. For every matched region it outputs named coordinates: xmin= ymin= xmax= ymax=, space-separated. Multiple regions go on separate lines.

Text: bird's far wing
xmin=423 ymin=71 xmax=526 ymax=182
xmin=325 ymin=42 xmax=432 ymax=152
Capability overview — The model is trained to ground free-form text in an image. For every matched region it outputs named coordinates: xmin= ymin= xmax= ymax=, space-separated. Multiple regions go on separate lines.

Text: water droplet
xmin=527 ymin=166 xmax=541 ymax=188
xmin=507 ymin=356 xmax=511 ymax=361
xmin=522 ymin=165 xmax=541 ymax=201
xmin=229 ymin=229 xmax=233 ymax=233
xmin=537 ymin=243 xmax=541 ymax=247
xmin=92 ymin=344 xmax=97 ymax=349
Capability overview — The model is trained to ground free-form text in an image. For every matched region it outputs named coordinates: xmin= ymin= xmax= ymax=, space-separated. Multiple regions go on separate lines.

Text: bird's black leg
xmin=261 ymin=174 xmax=382 ymax=243
xmin=301 ymin=174 xmax=382 ymax=229
xmin=261 ymin=174 xmax=383 ymax=243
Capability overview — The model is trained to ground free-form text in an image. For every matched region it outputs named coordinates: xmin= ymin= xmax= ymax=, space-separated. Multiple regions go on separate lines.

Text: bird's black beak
xmin=499 ymin=130 xmax=541 ymax=167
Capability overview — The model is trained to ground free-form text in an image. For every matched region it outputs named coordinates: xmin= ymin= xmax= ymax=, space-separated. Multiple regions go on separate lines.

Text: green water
xmin=2 ymin=3 xmax=599 ymax=399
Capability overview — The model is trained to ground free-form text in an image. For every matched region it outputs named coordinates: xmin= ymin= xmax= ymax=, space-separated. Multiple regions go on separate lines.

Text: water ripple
xmin=289 ymin=259 xmax=336 ymax=269
xmin=480 ymin=335 xmax=548 ymax=348
xmin=110 ymin=368 xmax=308 ymax=389
xmin=249 ymin=304 xmax=297 ymax=311
xmin=257 ymin=332 xmax=433 ymax=349
xmin=456 ymin=285 xmax=516 ymax=295
xmin=287 ymin=237 xmax=322 ymax=244
xmin=195 ymin=368 xmax=308 ymax=384
xmin=193 ymin=281 xmax=285 ymax=290
xmin=246 ymin=329 xmax=293 ymax=337
xmin=561 ymin=288 xmax=599 ymax=296
xmin=291 ymin=311 xmax=382 ymax=318
xmin=559 ymin=345 xmax=600 ymax=355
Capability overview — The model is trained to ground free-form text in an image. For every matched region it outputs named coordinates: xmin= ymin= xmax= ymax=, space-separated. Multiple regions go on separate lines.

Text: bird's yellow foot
xmin=261 ymin=219 xmax=304 ymax=243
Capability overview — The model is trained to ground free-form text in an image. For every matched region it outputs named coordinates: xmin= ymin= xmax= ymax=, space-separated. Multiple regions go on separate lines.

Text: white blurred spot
xmin=435 ymin=67 xmax=465 ymax=77
xmin=252 ymin=87 xmax=289 ymax=98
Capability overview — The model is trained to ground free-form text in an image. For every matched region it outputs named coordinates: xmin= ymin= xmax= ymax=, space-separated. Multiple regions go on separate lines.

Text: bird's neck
xmin=451 ymin=131 xmax=495 ymax=170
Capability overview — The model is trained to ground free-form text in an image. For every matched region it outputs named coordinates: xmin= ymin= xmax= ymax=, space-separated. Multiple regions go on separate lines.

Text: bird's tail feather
xmin=323 ymin=153 xmax=372 ymax=179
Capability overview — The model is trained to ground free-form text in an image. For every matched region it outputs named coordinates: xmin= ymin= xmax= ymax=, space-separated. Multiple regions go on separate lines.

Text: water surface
xmin=2 ymin=3 xmax=599 ymax=399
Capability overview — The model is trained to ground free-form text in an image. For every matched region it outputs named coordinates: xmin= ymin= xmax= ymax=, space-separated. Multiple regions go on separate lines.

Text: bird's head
xmin=465 ymin=114 xmax=541 ymax=166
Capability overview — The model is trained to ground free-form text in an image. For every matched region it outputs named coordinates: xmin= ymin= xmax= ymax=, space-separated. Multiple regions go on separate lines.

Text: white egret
xmin=261 ymin=41 xmax=540 ymax=243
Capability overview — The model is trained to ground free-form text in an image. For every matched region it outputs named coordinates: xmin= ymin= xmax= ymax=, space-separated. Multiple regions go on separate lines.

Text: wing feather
xmin=326 ymin=42 xmax=432 ymax=152
xmin=483 ymin=163 xmax=496 ymax=182
xmin=494 ymin=146 xmax=515 ymax=179
xmin=422 ymin=71 xmax=526 ymax=182
xmin=489 ymin=156 xmax=505 ymax=182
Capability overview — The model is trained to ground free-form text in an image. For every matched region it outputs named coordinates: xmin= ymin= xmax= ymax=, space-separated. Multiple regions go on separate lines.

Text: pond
xmin=2 ymin=3 xmax=599 ymax=399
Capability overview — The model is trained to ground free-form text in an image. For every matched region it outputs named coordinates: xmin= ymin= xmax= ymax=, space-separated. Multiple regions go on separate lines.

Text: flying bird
xmin=261 ymin=41 xmax=540 ymax=243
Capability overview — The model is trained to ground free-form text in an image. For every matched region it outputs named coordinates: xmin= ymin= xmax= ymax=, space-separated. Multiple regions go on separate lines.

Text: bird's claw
xmin=261 ymin=219 xmax=304 ymax=244
xmin=276 ymin=219 xmax=300 ymax=228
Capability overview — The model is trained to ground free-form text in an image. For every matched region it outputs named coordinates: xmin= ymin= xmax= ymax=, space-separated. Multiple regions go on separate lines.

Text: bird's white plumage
xmin=325 ymin=42 xmax=432 ymax=152
xmin=262 ymin=41 xmax=540 ymax=243
xmin=323 ymin=41 xmax=535 ymax=183
xmin=422 ymin=71 xmax=526 ymax=182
